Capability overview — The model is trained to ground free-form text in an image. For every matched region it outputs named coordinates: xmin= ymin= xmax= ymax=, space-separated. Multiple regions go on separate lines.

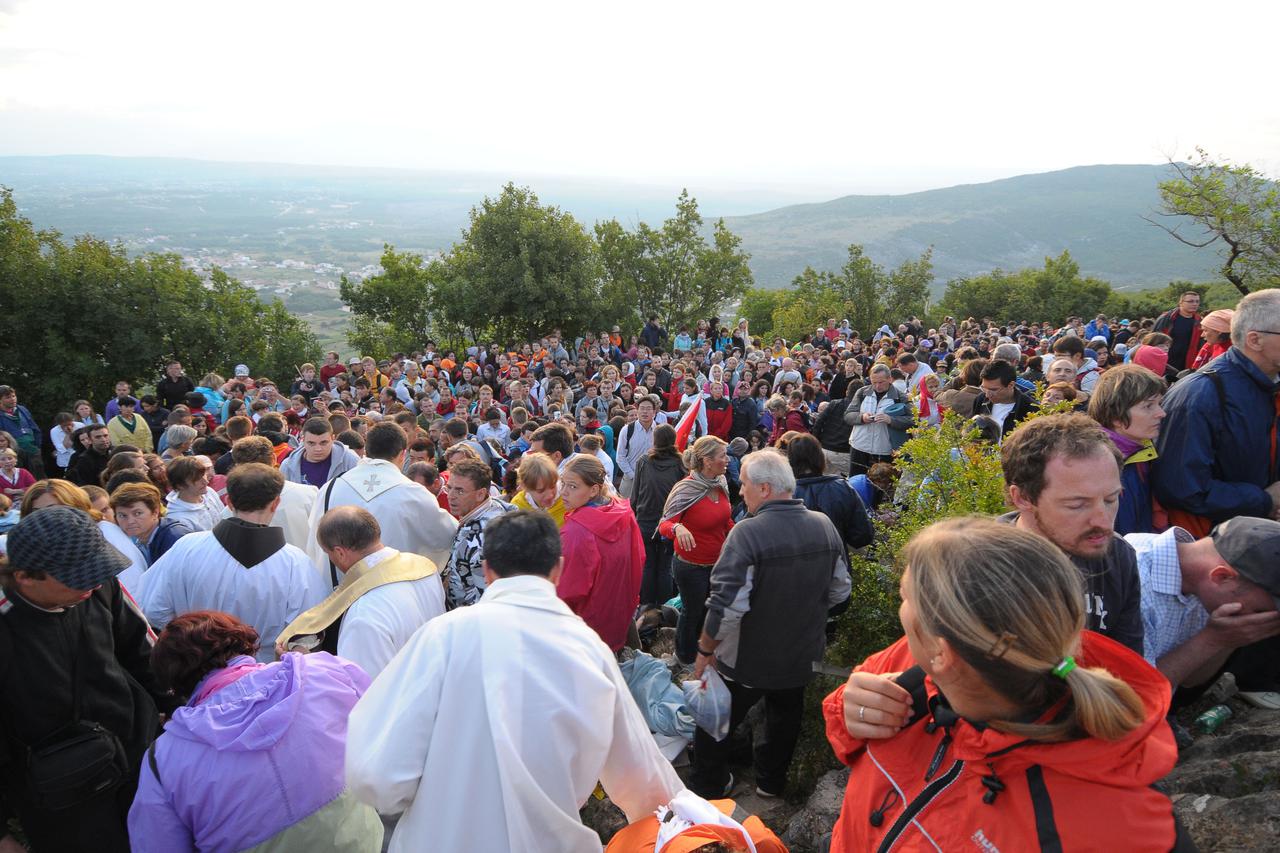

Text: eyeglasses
xmin=1255 ymin=330 xmax=1280 ymax=336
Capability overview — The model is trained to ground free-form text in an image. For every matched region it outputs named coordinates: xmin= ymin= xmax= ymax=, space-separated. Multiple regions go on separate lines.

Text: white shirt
xmin=337 ymin=547 xmax=446 ymax=679
xmin=165 ymin=489 xmax=225 ymax=533
xmin=991 ymin=401 xmax=1016 ymax=433
xmin=345 ymin=575 xmax=682 ymax=853
xmin=218 ymin=480 xmax=318 ymax=551
xmin=139 ymin=529 xmax=329 ymax=663
xmin=49 ymin=426 xmax=78 ymax=468
xmin=307 ymin=459 xmax=457 ymax=581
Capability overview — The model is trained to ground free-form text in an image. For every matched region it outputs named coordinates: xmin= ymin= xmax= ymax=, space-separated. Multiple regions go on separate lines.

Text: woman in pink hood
xmin=557 ymin=454 xmax=644 ymax=651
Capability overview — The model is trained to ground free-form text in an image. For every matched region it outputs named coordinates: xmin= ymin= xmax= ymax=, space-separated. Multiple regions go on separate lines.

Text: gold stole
xmin=275 ymin=550 xmax=438 ymax=646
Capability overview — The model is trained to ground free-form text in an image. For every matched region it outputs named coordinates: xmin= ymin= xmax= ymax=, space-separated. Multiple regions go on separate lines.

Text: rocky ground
xmin=584 ymin=658 xmax=1280 ymax=852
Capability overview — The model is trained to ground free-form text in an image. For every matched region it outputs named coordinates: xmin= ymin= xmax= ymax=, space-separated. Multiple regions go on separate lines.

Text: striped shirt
xmin=1125 ymin=526 xmax=1208 ymax=665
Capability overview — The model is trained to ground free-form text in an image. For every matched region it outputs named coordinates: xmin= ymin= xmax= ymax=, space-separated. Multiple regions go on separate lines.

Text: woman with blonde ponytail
xmin=823 ymin=516 xmax=1186 ymax=852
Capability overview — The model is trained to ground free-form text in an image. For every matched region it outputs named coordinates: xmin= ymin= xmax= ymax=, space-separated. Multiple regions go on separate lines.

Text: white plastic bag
xmin=682 ymin=667 xmax=731 ymax=742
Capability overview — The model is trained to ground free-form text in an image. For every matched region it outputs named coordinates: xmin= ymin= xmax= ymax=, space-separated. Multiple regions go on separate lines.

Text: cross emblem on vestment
xmin=362 ymin=474 xmax=381 ymax=491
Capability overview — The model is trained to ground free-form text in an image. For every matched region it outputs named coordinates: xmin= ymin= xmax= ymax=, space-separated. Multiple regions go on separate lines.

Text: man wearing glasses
xmin=442 ymin=458 xmax=516 ymax=608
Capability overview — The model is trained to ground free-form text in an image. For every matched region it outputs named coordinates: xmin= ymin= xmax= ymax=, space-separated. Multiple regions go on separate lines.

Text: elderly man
xmin=442 ymin=459 xmax=515 ymax=608
xmin=278 ymin=506 xmax=444 ymax=679
xmin=1154 ymin=289 xmax=1280 ymax=534
xmin=843 ymin=364 xmax=912 ymax=476
xmin=691 ymin=449 xmax=849 ymax=800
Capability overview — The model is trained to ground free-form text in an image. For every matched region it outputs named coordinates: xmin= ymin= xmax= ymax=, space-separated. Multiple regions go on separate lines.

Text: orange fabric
xmin=823 ymin=633 xmax=1178 ymax=853
xmin=605 ymin=799 xmax=787 ymax=853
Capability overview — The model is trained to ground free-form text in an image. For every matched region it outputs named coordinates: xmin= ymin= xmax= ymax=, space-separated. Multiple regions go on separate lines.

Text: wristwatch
xmin=697 ymin=647 xmax=715 ymax=657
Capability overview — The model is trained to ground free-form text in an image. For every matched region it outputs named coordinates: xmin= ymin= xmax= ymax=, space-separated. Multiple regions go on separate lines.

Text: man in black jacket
xmin=813 ymin=381 xmax=860 ymax=475
xmin=0 ymin=507 xmax=169 ymax=853
xmin=155 ymin=360 xmax=195 ymax=410
xmin=68 ymin=423 xmax=113 ymax=487
xmin=973 ymin=360 xmax=1036 ymax=437
xmin=691 ymin=450 xmax=850 ymax=800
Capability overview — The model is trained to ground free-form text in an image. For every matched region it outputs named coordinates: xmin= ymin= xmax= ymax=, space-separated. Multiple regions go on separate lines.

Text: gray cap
xmin=6 ymin=507 xmax=131 ymax=591
xmin=1212 ymin=516 xmax=1280 ymax=609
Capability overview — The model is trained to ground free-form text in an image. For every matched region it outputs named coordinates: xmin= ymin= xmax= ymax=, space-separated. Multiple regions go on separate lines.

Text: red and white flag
xmin=674 ymin=396 xmax=704 ymax=452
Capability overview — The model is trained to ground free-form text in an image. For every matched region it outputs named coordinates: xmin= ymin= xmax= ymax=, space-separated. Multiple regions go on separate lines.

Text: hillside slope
xmin=721 ymin=164 xmax=1217 ymax=289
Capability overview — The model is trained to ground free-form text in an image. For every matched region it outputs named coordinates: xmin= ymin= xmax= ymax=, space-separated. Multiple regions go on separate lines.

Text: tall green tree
xmin=339 ymin=245 xmax=445 ymax=354
xmin=939 ymin=251 xmax=1112 ymax=323
xmin=596 ymin=190 xmax=753 ymax=332
xmin=1148 ymin=149 xmax=1280 ymax=296
xmin=443 ymin=184 xmax=601 ymax=344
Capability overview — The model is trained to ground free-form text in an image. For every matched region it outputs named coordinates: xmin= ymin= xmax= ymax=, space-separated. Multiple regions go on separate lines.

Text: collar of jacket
xmin=750 ymin=498 xmax=805 ymax=517
xmin=1226 ymin=346 xmax=1280 ymax=391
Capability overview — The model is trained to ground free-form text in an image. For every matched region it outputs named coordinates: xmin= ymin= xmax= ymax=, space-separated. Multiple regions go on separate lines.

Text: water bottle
xmin=1193 ymin=704 xmax=1232 ymax=734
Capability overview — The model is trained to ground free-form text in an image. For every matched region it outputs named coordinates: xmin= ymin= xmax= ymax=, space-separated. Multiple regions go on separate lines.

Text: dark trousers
xmin=1226 ymin=634 xmax=1280 ymax=692
xmin=690 ymin=676 xmax=806 ymax=798
xmin=849 ymin=449 xmax=893 ymax=477
xmin=673 ymin=557 xmax=712 ymax=665
xmin=639 ymin=522 xmax=675 ymax=610
xmin=15 ymin=771 xmax=136 ymax=852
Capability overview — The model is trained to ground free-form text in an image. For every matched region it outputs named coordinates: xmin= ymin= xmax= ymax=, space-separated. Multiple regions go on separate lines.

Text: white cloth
xmin=306 ymin=459 xmax=457 ymax=581
xmin=990 ymin=401 xmax=1015 ymax=433
xmin=219 ymin=480 xmax=318 ymax=551
xmin=101 ymin=520 xmax=149 ymax=597
xmin=337 ymin=547 xmax=446 ymax=679
xmin=345 ymin=575 xmax=682 ymax=853
xmin=49 ymin=426 xmax=78 ymax=468
xmin=849 ymin=390 xmax=897 ymax=455
xmin=655 ymin=790 xmax=757 ymax=853
xmin=138 ymin=529 xmax=329 ymax=663
xmin=165 ymin=489 xmax=225 ymax=533
xmin=906 ymin=362 xmax=935 ymax=391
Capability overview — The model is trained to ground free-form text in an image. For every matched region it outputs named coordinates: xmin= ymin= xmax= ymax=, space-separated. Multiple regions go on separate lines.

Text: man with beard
xmin=69 ymin=423 xmax=114 ymax=487
xmin=997 ymin=413 xmax=1144 ymax=654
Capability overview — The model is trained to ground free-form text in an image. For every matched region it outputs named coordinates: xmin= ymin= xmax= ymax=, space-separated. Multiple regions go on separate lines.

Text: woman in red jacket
xmin=557 ymin=454 xmax=644 ymax=652
xmin=703 ymin=382 xmax=733 ymax=440
xmin=658 ymin=436 xmax=732 ymax=665
xmin=823 ymin=516 xmax=1184 ymax=852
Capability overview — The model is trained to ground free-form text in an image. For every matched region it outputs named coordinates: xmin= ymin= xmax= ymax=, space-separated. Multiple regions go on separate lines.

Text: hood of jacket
xmin=937 ymin=631 xmax=1175 ymax=786
xmin=163 ymin=653 xmax=368 ymax=753
xmin=566 ymin=497 xmax=634 ymax=544
xmin=645 ymin=453 xmax=686 ymax=475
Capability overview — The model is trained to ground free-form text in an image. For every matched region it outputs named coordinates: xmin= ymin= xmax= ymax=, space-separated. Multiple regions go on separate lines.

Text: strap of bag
xmin=69 ymin=604 xmax=90 ymax=725
xmin=323 ymin=478 xmax=339 ymax=589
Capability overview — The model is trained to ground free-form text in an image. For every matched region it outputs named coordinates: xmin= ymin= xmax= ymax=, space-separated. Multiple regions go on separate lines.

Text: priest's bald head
xmin=482 ymin=510 xmax=563 ymax=586
xmin=317 ymin=505 xmax=384 ymax=574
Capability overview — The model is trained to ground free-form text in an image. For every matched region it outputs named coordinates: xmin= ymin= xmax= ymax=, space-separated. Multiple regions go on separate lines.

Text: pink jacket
xmin=558 ymin=498 xmax=645 ymax=651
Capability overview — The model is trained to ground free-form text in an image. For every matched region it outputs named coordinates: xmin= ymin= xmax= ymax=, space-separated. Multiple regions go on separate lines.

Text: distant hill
xmin=720 ymin=164 xmax=1218 ymax=290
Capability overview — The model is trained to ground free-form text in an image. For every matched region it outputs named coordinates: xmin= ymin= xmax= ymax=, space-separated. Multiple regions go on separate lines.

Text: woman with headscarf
xmin=658 ymin=436 xmax=733 ymax=666
xmin=1192 ymin=308 xmax=1234 ymax=369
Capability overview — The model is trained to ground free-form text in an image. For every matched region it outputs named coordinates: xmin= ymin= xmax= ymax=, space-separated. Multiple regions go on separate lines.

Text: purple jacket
xmin=128 ymin=652 xmax=371 ymax=852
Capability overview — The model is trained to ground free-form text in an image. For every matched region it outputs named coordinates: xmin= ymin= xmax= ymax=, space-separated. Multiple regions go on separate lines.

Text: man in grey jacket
xmin=279 ymin=417 xmax=360 ymax=487
xmin=691 ymin=449 xmax=850 ymax=800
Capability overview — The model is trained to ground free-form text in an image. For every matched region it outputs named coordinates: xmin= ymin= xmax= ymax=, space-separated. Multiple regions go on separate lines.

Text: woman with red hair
xmin=129 ymin=611 xmax=381 ymax=852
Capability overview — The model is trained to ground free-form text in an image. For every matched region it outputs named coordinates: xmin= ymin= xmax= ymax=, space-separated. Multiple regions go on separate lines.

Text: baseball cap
xmin=6 ymin=507 xmax=131 ymax=591
xmin=234 ymin=364 xmax=250 ymax=376
xmin=348 ymin=357 xmax=362 ymax=366
xmin=1212 ymin=517 xmax=1280 ymax=609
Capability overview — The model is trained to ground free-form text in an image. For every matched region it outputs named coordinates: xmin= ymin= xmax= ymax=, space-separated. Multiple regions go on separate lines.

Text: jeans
xmin=690 ymin=675 xmax=806 ymax=798
xmin=639 ymin=522 xmax=675 ymax=610
xmin=673 ymin=556 xmax=713 ymax=665
xmin=849 ymin=449 xmax=893 ymax=477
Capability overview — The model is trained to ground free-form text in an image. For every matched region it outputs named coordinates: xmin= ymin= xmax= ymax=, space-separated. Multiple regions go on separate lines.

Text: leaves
xmin=939 ymin=250 xmax=1114 ymax=323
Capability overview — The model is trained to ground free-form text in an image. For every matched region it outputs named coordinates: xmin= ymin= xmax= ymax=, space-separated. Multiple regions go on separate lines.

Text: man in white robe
xmin=139 ymin=463 xmax=328 ymax=663
xmin=276 ymin=505 xmax=444 ymax=679
xmin=346 ymin=510 xmax=682 ymax=853
xmin=307 ymin=423 xmax=456 ymax=587
xmin=223 ymin=436 xmax=318 ymax=549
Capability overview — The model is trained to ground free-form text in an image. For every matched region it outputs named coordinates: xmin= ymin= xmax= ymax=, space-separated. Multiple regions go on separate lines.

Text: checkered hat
xmin=6 ymin=507 xmax=131 ymax=590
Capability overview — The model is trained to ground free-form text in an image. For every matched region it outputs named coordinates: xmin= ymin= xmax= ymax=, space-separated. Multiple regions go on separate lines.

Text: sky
xmin=1 ymin=0 xmax=1277 ymax=195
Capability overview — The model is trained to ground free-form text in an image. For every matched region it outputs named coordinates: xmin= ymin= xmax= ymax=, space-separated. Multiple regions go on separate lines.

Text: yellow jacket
xmin=107 ymin=414 xmax=153 ymax=453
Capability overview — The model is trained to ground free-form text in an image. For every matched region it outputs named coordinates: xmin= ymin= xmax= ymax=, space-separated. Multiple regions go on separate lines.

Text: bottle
xmin=1193 ymin=704 xmax=1232 ymax=734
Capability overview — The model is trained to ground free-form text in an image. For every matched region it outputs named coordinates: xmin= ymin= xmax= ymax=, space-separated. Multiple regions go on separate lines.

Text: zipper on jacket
xmin=875 ymin=759 xmax=964 ymax=853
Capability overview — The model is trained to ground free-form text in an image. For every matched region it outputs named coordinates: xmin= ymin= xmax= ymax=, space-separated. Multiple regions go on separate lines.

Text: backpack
xmin=473 ymin=438 xmax=507 ymax=484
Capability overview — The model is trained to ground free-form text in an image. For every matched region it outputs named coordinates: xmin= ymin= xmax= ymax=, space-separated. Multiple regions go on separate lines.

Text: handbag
xmin=24 ymin=610 xmax=129 ymax=811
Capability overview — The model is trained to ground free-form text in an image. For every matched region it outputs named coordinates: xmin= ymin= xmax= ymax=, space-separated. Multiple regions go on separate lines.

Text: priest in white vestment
xmin=307 ymin=423 xmax=456 ymax=586
xmin=277 ymin=505 xmax=444 ymax=679
xmin=346 ymin=510 xmax=682 ymax=853
xmin=221 ymin=436 xmax=318 ymax=549
xmin=139 ymin=463 xmax=329 ymax=663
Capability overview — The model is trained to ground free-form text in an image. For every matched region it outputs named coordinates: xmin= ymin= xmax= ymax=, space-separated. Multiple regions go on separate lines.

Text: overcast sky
xmin=1 ymin=0 xmax=1276 ymax=194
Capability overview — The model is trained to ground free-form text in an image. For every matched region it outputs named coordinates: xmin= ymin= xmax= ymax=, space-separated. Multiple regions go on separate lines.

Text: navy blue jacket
xmin=0 ymin=404 xmax=41 ymax=448
xmin=794 ymin=474 xmax=874 ymax=550
xmin=144 ymin=518 xmax=189 ymax=565
xmin=1152 ymin=347 xmax=1277 ymax=523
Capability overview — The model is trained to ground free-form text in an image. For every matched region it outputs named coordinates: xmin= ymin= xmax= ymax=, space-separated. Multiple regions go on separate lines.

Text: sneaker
xmin=755 ymin=784 xmax=782 ymax=799
xmin=722 ymin=772 xmax=736 ymax=798
xmin=1239 ymin=691 xmax=1280 ymax=710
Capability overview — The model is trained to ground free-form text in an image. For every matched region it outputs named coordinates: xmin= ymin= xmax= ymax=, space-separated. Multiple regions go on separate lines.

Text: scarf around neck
xmin=661 ymin=470 xmax=728 ymax=523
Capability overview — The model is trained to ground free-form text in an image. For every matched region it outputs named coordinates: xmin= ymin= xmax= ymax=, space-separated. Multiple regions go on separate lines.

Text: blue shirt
xmin=1125 ymin=527 xmax=1208 ymax=666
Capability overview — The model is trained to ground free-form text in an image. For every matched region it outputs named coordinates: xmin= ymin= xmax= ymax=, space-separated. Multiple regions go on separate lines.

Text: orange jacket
xmin=605 ymin=798 xmax=787 ymax=853
xmin=823 ymin=632 xmax=1180 ymax=852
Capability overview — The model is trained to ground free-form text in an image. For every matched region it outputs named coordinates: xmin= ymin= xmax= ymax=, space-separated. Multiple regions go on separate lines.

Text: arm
xmin=696 ymin=530 xmax=753 ymax=676
xmin=599 ymin=658 xmax=684 ymax=819
xmin=1157 ymin=603 xmax=1280 ymax=687
xmin=827 ymin=552 xmax=852 ymax=606
xmin=555 ymin=530 xmax=596 ymax=612
xmin=616 ymin=428 xmax=636 ymax=478
xmin=844 ymin=490 xmax=874 ymax=549
xmin=823 ymin=637 xmax=916 ymax=764
xmin=346 ymin=622 xmax=447 ymax=815
xmin=127 ymin=748 xmax=197 ymax=853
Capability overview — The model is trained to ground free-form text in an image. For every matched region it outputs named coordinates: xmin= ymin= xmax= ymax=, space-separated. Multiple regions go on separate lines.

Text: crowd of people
xmin=1 ymin=290 xmax=1279 ymax=851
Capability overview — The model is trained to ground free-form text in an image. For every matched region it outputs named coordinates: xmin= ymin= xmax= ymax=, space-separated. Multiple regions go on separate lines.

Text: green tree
xmin=1148 ymin=149 xmax=1280 ymax=296
xmin=339 ymin=245 xmax=444 ymax=355
xmin=445 ymin=184 xmax=602 ymax=343
xmin=596 ymin=190 xmax=753 ymax=332
xmin=737 ymin=286 xmax=784 ymax=338
xmin=939 ymin=251 xmax=1113 ymax=323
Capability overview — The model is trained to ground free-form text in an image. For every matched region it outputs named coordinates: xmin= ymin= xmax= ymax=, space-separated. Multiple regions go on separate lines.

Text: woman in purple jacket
xmin=128 ymin=611 xmax=382 ymax=852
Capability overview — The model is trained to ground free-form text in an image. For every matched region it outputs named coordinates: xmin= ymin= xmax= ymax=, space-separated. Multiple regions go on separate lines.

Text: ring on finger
xmin=858 ymin=705 xmax=866 ymax=722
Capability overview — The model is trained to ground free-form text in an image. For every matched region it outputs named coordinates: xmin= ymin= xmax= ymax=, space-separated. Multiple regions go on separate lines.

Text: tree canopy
xmin=939 ymin=251 xmax=1115 ymax=323
xmin=0 ymin=187 xmax=319 ymax=422
xmin=1149 ymin=149 xmax=1280 ymax=296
